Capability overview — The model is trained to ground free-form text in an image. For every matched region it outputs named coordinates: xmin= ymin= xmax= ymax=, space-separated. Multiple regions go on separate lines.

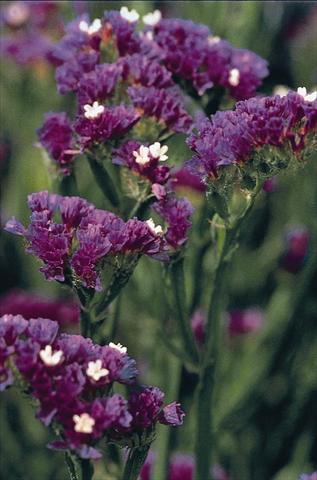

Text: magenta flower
xmin=187 ymin=90 xmax=317 ymax=180
xmin=281 ymin=226 xmax=309 ymax=274
xmin=5 ymin=191 xmax=168 ymax=290
xmin=37 ymin=112 xmax=77 ymax=175
xmin=227 ymin=308 xmax=264 ymax=337
xmin=74 ymin=105 xmax=140 ymax=148
xmin=153 ymin=196 xmax=194 ymax=249
xmin=168 ymin=454 xmax=195 ymax=480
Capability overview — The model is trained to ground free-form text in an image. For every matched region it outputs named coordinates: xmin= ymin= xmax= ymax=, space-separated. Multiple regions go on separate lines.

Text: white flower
xmin=297 ymin=87 xmax=317 ymax=102
xmin=86 ymin=359 xmax=109 ymax=382
xmin=207 ymin=35 xmax=221 ymax=45
xmin=149 ymin=142 xmax=168 ymax=162
xmin=39 ymin=345 xmax=63 ymax=367
xmin=143 ymin=10 xmax=162 ymax=26
xmin=146 ymin=218 xmax=163 ymax=235
xmin=83 ymin=101 xmax=105 ymax=119
xmin=79 ymin=18 xmax=102 ymax=35
xmin=109 ymin=342 xmax=127 ymax=354
xmin=5 ymin=2 xmax=29 ymax=27
xmin=73 ymin=413 xmax=95 ymax=434
xmin=228 ymin=68 xmax=240 ymax=87
xmin=133 ymin=145 xmax=150 ymax=165
xmin=273 ymin=85 xmax=289 ymax=97
xmin=120 ymin=6 xmax=139 ymax=23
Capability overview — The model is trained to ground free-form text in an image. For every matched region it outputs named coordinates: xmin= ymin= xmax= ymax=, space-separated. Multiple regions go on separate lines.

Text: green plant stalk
xmin=80 ymin=459 xmax=94 ymax=480
xmin=122 ymin=445 xmax=151 ymax=480
xmin=87 ymin=154 xmax=120 ymax=208
xmin=153 ymin=358 xmax=183 ymax=480
xmin=169 ymin=255 xmax=199 ymax=366
xmin=194 ymin=190 xmax=260 ymax=480
xmin=65 ymin=452 xmax=79 ymax=480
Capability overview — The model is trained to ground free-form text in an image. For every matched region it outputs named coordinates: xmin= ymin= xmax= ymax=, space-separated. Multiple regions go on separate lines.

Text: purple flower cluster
xmin=152 ymin=18 xmax=268 ymax=98
xmin=187 ymin=90 xmax=317 ymax=180
xmin=280 ymin=226 xmax=309 ymax=274
xmin=0 ymin=314 xmax=184 ymax=458
xmin=0 ymin=289 xmax=79 ymax=326
xmin=140 ymin=452 xmax=230 ymax=480
xmin=37 ymin=112 xmax=77 ymax=174
xmin=5 ymin=191 xmax=167 ymax=290
xmin=153 ymin=196 xmax=194 ymax=249
xmin=227 ymin=308 xmax=264 ymax=337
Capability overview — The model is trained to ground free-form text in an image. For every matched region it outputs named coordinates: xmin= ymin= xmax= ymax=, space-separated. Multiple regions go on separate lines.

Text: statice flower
xmin=151 ymin=18 xmax=268 ymax=98
xmin=191 ymin=310 xmax=206 ymax=345
xmin=104 ymin=10 xmax=140 ymax=57
xmin=187 ymin=89 xmax=317 ymax=183
xmin=128 ymin=85 xmax=192 ymax=134
xmin=227 ymin=308 xmax=264 ymax=337
xmin=37 ymin=112 xmax=77 ymax=174
xmin=153 ymin=196 xmax=194 ymax=249
xmin=77 ymin=62 xmax=123 ymax=105
xmin=74 ymin=105 xmax=140 ymax=148
xmin=172 ymin=167 xmax=206 ymax=194
xmin=0 ymin=315 xmax=184 ymax=458
xmin=128 ymin=386 xmax=184 ymax=430
xmin=280 ymin=226 xmax=309 ymax=274
xmin=0 ymin=290 xmax=79 ymax=325
xmin=113 ymin=140 xmax=171 ymax=187
xmin=5 ymin=191 xmax=167 ymax=290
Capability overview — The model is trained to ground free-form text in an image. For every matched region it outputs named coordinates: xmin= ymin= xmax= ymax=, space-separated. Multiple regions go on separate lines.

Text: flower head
xmin=149 ymin=142 xmax=168 ymax=161
xmin=83 ymin=101 xmax=105 ymax=119
xmin=79 ymin=18 xmax=102 ymax=36
xmin=86 ymin=360 xmax=109 ymax=382
xmin=297 ymin=87 xmax=317 ymax=102
xmin=39 ymin=345 xmax=64 ymax=366
xmin=73 ymin=413 xmax=95 ymax=433
xmin=143 ymin=10 xmax=162 ymax=26
xmin=120 ymin=6 xmax=139 ymax=23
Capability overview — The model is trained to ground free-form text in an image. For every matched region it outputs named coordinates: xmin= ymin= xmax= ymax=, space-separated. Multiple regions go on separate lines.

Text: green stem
xmin=80 ymin=459 xmax=94 ymax=480
xmin=87 ymin=154 xmax=120 ymax=208
xmin=169 ymin=255 xmax=199 ymax=366
xmin=95 ymin=257 xmax=140 ymax=317
xmin=194 ymin=191 xmax=260 ymax=480
xmin=122 ymin=445 xmax=150 ymax=480
xmin=64 ymin=452 xmax=79 ymax=480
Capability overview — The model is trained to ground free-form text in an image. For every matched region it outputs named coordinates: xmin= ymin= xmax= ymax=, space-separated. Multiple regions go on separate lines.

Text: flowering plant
xmin=1 ymin=3 xmax=317 ymax=480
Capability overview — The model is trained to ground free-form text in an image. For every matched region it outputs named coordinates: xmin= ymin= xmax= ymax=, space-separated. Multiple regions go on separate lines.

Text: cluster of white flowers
xmin=133 ymin=142 xmax=169 ymax=165
xmin=146 ymin=218 xmax=164 ymax=235
xmin=79 ymin=18 xmax=102 ymax=35
xmin=297 ymin=87 xmax=317 ymax=102
xmin=120 ymin=6 xmax=162 ymax=26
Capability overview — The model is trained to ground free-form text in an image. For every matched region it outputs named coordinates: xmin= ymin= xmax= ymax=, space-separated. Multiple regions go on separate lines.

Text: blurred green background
xmin=1 ymin=1 xmax=317 ymax=479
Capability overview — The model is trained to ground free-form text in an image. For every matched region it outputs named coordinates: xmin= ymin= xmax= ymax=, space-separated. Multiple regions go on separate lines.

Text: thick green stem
xmin=194 ymin=191 xmax=260 ymax=480
xmin=169 ymin=255 xmax=199 ymax=365
xmin=65 ymin=452 xmax=79 ymax=480
xmin=122 ymin=445 xmax=150 ymax=480
xmin=87 ymin=155 xmax=120 ymax=208
xmin=80 ymin=459 xmax=94 ymax=480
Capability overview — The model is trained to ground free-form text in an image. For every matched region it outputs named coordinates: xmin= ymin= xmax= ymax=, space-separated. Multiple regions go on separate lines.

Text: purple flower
xmin=153 ymin=196 xmax=194 ymax=249
xmin=55 ymin=50 xmax=100 ymax=94
xmin=128 ymin=86 xmax=192 ymax=133
xmin=77 ymin=62 xmax=122 ymax=105
xmin=299 ymin=473 xmax=317 ymax=480
xmin=120 ymin=53 xmax=173 ymax=89
xmin=140 ymin=451 xmax=155 ymax=480
xmin=129 ymin=386 xmax=165 ymax=429
xmin=0 ymin=32 xmax=53 ymax=65
xmin=191 ymin=310 xmax=206 ymax=344
xmin=281 ymin=226 xmax=309 ymax=274
xmin=187 ymin=90 xmax=317 ymax=180
xmin=37 ymin=113 xmax=76 ymax=175
xmin=172 ymin=167 xmax=206 ymax=194
xmin=104 ymin=10 xmax=140 ymax=56
xmin=74 ymin=105 xmax=140 ymax=148
xmin=158 ymin=402 xmax=185 ymax=426
xmin=168 ymin=454 xmax=195 ymax=480
xmin=227 ymin=308 xmax=264 ymax=337
xmin=113 ymin=140 xmax=171 ymax=186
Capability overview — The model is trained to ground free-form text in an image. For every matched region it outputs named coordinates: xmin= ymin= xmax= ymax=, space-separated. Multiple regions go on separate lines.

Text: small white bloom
xmin=273 ymin=85 xmax=289 ymax=97
xmin=146 ymin=218 xmax=164 ymax=235
xmin=149 ymin=142 xmax=168 ymax=162
xmin=143 ymin=10 xmax=162 ymax=26
xmin=79 ymin=18 xmax=102 ymax=35
xmin=109 ymin=342 xmax=127 ymax=354
xmin=120 ymin=6 xmax=139 ymax=23
xmin=86 ymin=359 xmax=109 ymax=382
xmin=39 ymin=345 xmax=63 ymax=367
xmin=297 ymin=86 xmax=317 ymax=102
xmin=83 ymin=101 xmax=105 ymax=119
xmin=133 ymin=145 xmax=150 ymax=165
xmin=228 ymin=68 xmax=240 ymax=87
xmin=5 ymin=2 xmax=29 ymax=27
xmin=73 ymin=413 xmax=95 ymax=434
xmin=207 ymin=35 xmax=221 ymax=45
